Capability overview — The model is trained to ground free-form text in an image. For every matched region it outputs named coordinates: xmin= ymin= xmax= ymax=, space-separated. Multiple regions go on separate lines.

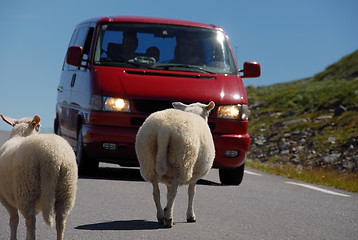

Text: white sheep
xmin=135 ymin=101 xmax=215 ymax=228
xmin=0 ymin=114 xmax=78 ymax=240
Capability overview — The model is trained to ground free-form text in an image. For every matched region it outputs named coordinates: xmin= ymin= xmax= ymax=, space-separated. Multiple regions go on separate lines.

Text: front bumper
xmin=81 ymin=123 xmax=139 ymax=166
xmin=212 ymin=133 xmax=250 ymax=168
xmin=81 ymin=123 xmax=250 ymax=168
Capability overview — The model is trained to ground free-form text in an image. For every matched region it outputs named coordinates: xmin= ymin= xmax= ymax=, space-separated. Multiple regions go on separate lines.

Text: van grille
xmin=131 ymin=99 xmax=215 ymax=130
xmin=133 ymin=100 xmax=176 ymax=113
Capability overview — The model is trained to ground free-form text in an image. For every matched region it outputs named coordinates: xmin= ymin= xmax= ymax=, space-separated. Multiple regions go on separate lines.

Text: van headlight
xmin=217 ymin=104 xmax=249 ymax=120
xmin=104 ymin=97 xmax=130 ymax=112
xmin=91 ymin=95 xmax=131 ymax=112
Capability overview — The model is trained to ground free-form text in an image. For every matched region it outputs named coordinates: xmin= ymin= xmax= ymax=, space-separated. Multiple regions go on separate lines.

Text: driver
xmin=120 ymin=31 xmax=138 ymax=60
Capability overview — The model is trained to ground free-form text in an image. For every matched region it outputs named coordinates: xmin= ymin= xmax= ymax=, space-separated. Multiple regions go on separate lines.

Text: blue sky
xmin=0 ymin=0 xmax=357 ymax=131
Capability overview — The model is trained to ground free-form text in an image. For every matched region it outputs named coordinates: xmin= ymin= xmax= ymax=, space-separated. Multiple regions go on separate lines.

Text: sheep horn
xmin=1 ymin=114 xmax=16 ymax=126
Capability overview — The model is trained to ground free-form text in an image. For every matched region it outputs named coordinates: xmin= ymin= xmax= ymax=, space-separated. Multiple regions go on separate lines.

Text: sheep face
xmin=1 ymin=114 xmax=41 ymax=138
xmin=172 ymin=101 xmax=215 ymax=121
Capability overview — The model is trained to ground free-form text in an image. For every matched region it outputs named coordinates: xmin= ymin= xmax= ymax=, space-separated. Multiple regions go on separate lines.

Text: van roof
xmin=77 ymin=16 xmax=223 ymax=31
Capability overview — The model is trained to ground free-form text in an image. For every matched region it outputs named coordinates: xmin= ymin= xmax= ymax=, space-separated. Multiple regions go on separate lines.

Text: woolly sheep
xmin=0 ymin=114 xmax=78 ymax=240
xmin=135 ymin=101 xmax=215 ymax=228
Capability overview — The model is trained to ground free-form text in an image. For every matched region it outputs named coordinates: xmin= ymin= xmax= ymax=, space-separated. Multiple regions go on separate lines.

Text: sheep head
xmin=172 ymin=101 xmax=215 ymax=122
xmin=1 ymin=114 xmax=41 ymax=138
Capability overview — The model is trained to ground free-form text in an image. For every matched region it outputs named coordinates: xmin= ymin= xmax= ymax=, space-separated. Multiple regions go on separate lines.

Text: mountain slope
xmin=246 ymin=50 xmax=358 ymax=172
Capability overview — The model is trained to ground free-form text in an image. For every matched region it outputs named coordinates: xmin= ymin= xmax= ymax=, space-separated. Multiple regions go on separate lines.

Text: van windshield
xmin=93 ymin=23 xmax=238 ymax=75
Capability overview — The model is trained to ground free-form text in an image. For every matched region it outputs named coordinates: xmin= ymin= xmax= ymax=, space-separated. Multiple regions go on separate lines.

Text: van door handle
xmin=70 ymin=74 xmax=76 ymax=87
xmin=57 ymin=86 xmax=63 ymax=92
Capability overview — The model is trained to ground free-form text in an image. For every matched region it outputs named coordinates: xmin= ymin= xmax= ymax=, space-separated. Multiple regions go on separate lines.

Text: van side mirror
xmin=240 ymin=61 xmax=261 ymax=78
xmin=66 ymin=46 xmax=84 ymax=67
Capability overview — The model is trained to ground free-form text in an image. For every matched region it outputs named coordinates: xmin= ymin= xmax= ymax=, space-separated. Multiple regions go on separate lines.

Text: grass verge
xmin=246 ymin=158 xmax=358 ymax=193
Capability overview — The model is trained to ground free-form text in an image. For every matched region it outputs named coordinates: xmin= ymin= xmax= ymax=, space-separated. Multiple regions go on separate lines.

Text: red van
xmin=55 ymin=16 xmax=260 ymax=185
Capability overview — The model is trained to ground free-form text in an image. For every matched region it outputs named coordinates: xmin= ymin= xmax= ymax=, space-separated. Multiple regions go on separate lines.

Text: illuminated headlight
xmin=217 ymin=104 xmax=249 ymax=120
xmin=90 ymin=95 xmax=130 ymax=112
xmin=104 ymin=97 xmax=130 ymax=112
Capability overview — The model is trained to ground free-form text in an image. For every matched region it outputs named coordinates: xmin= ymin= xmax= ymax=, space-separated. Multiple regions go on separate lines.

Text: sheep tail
xmin=40 ymin=165 xmax=58 ymax=227
xmin=156 ymin=129 xmax=170 ymax=177
xmin=42 ymin=210 xmax=54 ymax=227
xmin=41 ymin=191 xmax=55 ymax=227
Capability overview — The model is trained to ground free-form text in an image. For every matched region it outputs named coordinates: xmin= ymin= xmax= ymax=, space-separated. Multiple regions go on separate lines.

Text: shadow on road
xmin=79 ymin=166 xmax=145 ymax=182
xmin=80 ymin=165 xmax=222 ymax=186
xmin=75 ymin=219 xmax=161 ymax=231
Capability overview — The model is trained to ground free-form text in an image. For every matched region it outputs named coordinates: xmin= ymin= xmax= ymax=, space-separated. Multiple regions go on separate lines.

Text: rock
xmin=278 ymin=138 xmax=290 ymax=150
xmin=323 ymin=153 xmax=341 ymax=164
xmin=284 ymin=133 xmax=291 ymax=138
xmin=297 ymin=146 xmax=304 ymax=152
xmin=282 ymin=118 xmax=308 ymax=126
xmin=280 ymin=150 xmax=290 ymax=155
xmin=255 ymin=140 xmax=265 ymax=146
xmin=315 ymin=115 xmax=332 ymax=122
xmin=290 ymin=155 xmax=301 ymax=164
xmin=293 ymin=131 xmax=308 ymax=137
xmin=270 ymin=149 xmax=280 ymax=155
xmin=291 ymin=146 xmax=303 ymax=153
xmin=271 ymin=112 xmax=282 ymax=118
xmin=334 ymin=105 xmax=347 ymax=116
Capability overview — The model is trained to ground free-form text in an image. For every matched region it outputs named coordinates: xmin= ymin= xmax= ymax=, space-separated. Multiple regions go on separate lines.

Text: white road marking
xmin=244 ymin=170 xmax=262 ymax=176
xmin=286 ymin=182 xmax=351 ymax=197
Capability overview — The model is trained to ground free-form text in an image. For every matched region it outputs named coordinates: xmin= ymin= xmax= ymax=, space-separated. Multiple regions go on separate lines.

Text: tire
xmin=219 ymin=163 xmax=245 ymax=185
xmin=76 ymin=128 xmax=99 ymax=176
xmin=54 ymin=118 xmax=60 ymax=135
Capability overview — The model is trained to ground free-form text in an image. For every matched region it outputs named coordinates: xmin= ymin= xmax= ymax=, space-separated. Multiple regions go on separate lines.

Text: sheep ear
xmin=172 ymin=102 xmax=187 ymax=111
xmin=29 ymin=115 xmax=41 ymax=129
xmin=1 ymin=114 xmax=16 ymax=127
xmin=204 ymin=101 xmax=215 ymax=112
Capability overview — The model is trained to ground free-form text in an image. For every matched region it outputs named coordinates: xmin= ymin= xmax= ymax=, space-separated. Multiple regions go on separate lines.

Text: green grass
xmin=246 ymin=158 xmax=358 ymax=193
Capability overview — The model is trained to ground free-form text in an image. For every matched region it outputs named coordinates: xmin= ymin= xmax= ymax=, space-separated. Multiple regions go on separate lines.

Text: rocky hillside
xmin=246 ymin=50 xmax=358 ymax=172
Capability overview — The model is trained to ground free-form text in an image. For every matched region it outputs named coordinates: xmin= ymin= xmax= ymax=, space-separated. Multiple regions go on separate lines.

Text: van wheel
xmin=76 ymin=128 xmax=99 ymax=176
xmin=54 ymin=118 xmax=60 ymax=135
xmin=219 ymin=163 xmax=245 ymax=186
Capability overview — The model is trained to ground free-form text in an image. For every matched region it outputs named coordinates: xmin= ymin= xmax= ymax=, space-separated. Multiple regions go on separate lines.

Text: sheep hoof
xmin=157 ymin=217 xmax=165 ymax=225
xmin=164 ymin=218 xmax=173 ymax=228
xmin=187 ymin=216 xmax=196 ymax=223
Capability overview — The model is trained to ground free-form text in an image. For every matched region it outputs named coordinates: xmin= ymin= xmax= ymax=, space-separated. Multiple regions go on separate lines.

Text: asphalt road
xmin=0 ymin=131 xmax=357 ymax=239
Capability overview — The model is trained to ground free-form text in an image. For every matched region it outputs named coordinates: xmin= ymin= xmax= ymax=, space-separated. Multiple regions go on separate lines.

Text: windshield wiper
xmin=153 ymin=64 xmax=215 ymax=74
xmin=97 ymin=56 xmax=155 ymax=68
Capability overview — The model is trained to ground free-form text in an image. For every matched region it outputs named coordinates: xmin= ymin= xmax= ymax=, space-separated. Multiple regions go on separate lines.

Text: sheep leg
xmin=1 ymin=198 xmax=19 ymax=240
xmin=186 ymin=182 xmax=197 ymax=223
xmin=10 ymin=209 xmax=19 ymax=240
xmin=164 ymin=176 xmax=178 ymax=228
xmin=55 ymin=190 xmax=73 ymax=240
xmin=24 ymin=211 xmax=36 ymax=240
xmin=55 ymin=212 xmax=66 ymax=240
xmin=152 ymin=180 xmax=164 ymax=225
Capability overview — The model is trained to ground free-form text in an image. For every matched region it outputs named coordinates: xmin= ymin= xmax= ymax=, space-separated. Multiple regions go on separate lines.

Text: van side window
xmin=83 ymin=27 xmax=94 ymax=56
xmin=78 ymin=27 xmax=94 ymax=70
xmin=62 ymin=29 xmax=79 ymax=70
xmin=63 ymin=27 xmax=94 ymax=71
